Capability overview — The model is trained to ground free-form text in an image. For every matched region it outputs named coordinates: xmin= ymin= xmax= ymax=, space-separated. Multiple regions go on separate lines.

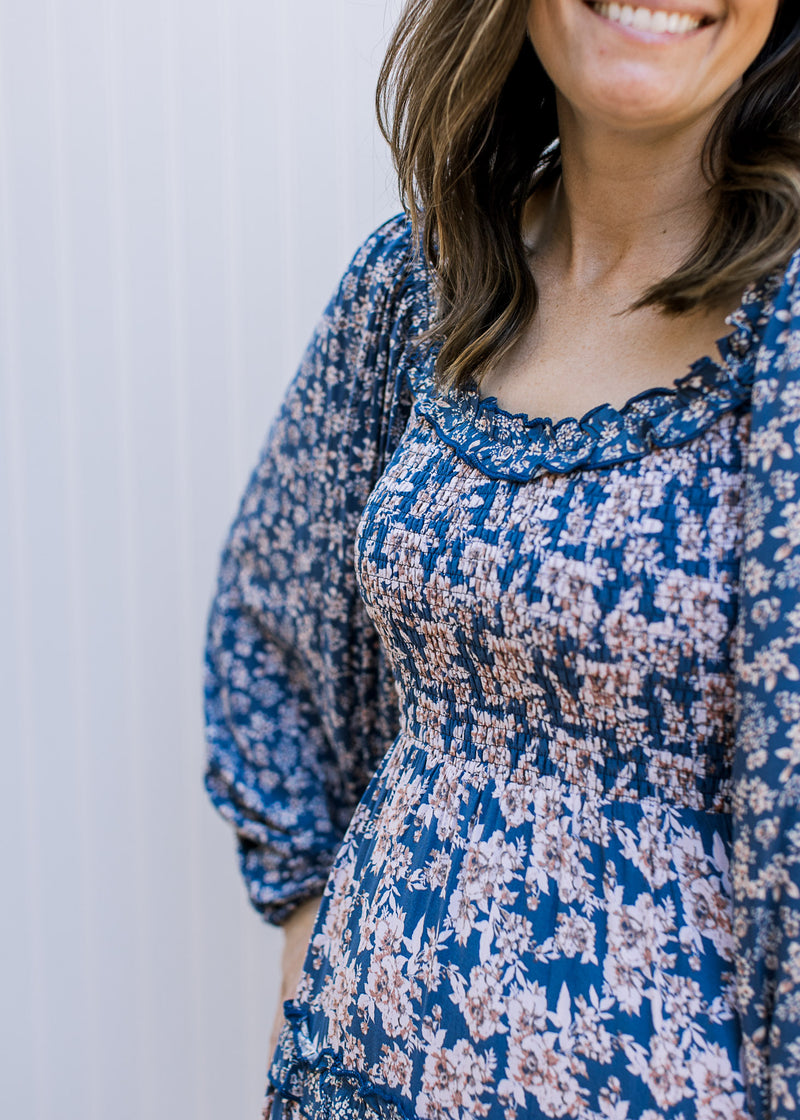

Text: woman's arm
xmin=203 ymin=214 xmax=427 ymax=925
xmin=268 ymin=896 xmax=322 ymax=1056
xmin=733 ymin=250 xmax=800 ymax=1120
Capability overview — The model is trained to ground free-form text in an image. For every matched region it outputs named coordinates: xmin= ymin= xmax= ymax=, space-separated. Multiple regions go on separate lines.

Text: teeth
xmin=590 ymin=2 xmax=704 ymax=33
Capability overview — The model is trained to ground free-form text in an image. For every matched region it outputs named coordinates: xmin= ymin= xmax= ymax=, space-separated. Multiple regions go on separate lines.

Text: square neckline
xmin=409 ymin=292 xmax=761 ymax=483
xmin=472 ymin=311 xmax=751 ymax=434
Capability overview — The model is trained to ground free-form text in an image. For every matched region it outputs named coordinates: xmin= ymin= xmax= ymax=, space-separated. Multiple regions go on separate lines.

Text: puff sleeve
xmin=203 ymin=216 xmax=429 ymax=925
xmin=733 ymin=249 xmax=800 ymax=1119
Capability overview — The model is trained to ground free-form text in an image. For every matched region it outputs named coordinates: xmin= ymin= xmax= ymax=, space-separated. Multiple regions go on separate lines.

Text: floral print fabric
xmin=204 ymin=221 xmax=419 ymax=923
xmin=204 ymin=217 xmax=800 ymax=1120
xmin=731 ymin=266 xmax=800 ymax=1118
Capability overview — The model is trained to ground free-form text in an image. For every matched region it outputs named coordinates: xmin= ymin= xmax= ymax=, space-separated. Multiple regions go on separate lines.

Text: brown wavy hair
xmin=377 ymin=0 xmax=800 ymax=390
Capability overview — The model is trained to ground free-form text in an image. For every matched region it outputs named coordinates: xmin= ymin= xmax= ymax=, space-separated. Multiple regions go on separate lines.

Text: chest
xmin=479 ymin=288 xmax=734 ymax=424
xmin=357 ymin=405 xmax=749 ymax=687
xmin=354 ymin=405 xmax=750 ymax=809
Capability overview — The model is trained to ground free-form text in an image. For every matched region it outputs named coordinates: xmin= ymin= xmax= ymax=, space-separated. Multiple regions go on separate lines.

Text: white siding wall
xmin=0 ymin=3 xmax=400 ymax=1117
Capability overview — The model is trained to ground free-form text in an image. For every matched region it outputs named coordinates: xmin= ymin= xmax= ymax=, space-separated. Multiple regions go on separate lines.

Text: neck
xmin=530 ymin=97 xmax=715 ymax=294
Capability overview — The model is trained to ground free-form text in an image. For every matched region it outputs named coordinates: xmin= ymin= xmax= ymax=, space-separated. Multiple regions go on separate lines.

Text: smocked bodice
xmin=356 ymin=397 xmax=750 ymax=814
xmin=232 ymin=216 xmax=800 ymax=1120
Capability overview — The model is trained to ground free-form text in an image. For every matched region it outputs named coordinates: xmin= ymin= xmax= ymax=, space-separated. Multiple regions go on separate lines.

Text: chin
xmin=569 ymin=68 xmax=701 ymax=132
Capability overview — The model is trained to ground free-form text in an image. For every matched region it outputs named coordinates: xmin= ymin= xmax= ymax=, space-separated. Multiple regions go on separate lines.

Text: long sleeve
xmin=203 ymin=216 xmax=430 ymax=925
xmin=733 ymin=249 xmax=800 ymax=1119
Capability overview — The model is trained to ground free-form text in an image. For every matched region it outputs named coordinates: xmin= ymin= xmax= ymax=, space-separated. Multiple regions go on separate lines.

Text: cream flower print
xmin=203 ymin=218 xmax=800 ymax=1120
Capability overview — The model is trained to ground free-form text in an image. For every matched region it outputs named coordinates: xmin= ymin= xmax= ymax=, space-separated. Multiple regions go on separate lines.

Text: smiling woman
xmin=534 ymin=0 xmax=777 ymax=125
xmin=204 ymin=2 xmax=800 ymax=1119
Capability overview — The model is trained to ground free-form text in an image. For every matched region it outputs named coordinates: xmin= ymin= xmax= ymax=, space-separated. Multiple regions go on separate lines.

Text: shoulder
xmin=275 ymin=215 xmax=431 ymax=446
xmin=337 ymin=212 xmax=429 ymax=309
xmin=748 ymin=244 xmax=800 ymax=354
xmin=771 ymin=244 xmax=800 ymax=360
xmin=348 ymin=212 xmax=417 ymax=271
xmin=348 ymin=212 xmax=426 ymax=279
xmin=781 ymin=242 xmax=800 ymax=297
xmin=320 ymin=213 xmax=435 ymax=398
xmin=737 ymin=245 xmax=800 ymax=425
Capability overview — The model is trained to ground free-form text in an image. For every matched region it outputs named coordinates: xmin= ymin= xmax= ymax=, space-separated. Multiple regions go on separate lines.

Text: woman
xmin=204 ymin=1 xmax=800 ymax=1117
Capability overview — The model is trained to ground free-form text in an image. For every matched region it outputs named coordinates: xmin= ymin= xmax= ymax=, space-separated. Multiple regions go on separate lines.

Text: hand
xmin=268 ymin=895 xmax=322 ymax=1057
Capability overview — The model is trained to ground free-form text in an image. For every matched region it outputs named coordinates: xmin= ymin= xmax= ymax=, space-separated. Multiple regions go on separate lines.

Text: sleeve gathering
xmin=203 ymin=215 xmax=430 ymax=925
xmin=733 ymin=249 xmax=800 ymax=1120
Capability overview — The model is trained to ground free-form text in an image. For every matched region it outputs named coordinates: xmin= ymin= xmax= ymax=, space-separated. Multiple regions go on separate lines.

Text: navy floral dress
xmin=204 ymin=217 xmax=800 ymax=1120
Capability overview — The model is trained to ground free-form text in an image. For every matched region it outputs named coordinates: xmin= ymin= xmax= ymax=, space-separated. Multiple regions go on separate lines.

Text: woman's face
xmin=526 ymin=0 xmax=781 ymax=136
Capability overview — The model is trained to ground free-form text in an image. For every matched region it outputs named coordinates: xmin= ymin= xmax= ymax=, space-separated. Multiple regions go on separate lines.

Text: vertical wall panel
xmin=0 ymin=2 xmax=399 ymax=1117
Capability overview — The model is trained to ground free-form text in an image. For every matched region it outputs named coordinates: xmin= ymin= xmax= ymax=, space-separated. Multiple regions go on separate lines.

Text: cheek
xmin=525 ymin=2 xmax=583 ymax=96
xmin=526 ymin=0 xmax=573 ymax=54
xmin=740 ymin=0 xmax=781 ymax=36
xmin=715 ymin=2 xmax=782 ymax=86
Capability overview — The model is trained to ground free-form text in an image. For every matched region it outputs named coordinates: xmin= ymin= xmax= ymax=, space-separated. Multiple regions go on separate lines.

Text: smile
xmin=586 ymin=3 xmax=711 ymax=34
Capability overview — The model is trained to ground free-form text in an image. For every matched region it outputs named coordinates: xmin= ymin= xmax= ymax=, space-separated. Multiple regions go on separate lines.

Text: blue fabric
xmin=204 ymin=216 xmax=800 ymax=1119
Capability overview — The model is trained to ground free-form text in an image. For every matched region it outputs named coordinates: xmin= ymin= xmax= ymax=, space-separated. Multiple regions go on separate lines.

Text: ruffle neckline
xmin=409 ymin=279 xmax=766 ymax=483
